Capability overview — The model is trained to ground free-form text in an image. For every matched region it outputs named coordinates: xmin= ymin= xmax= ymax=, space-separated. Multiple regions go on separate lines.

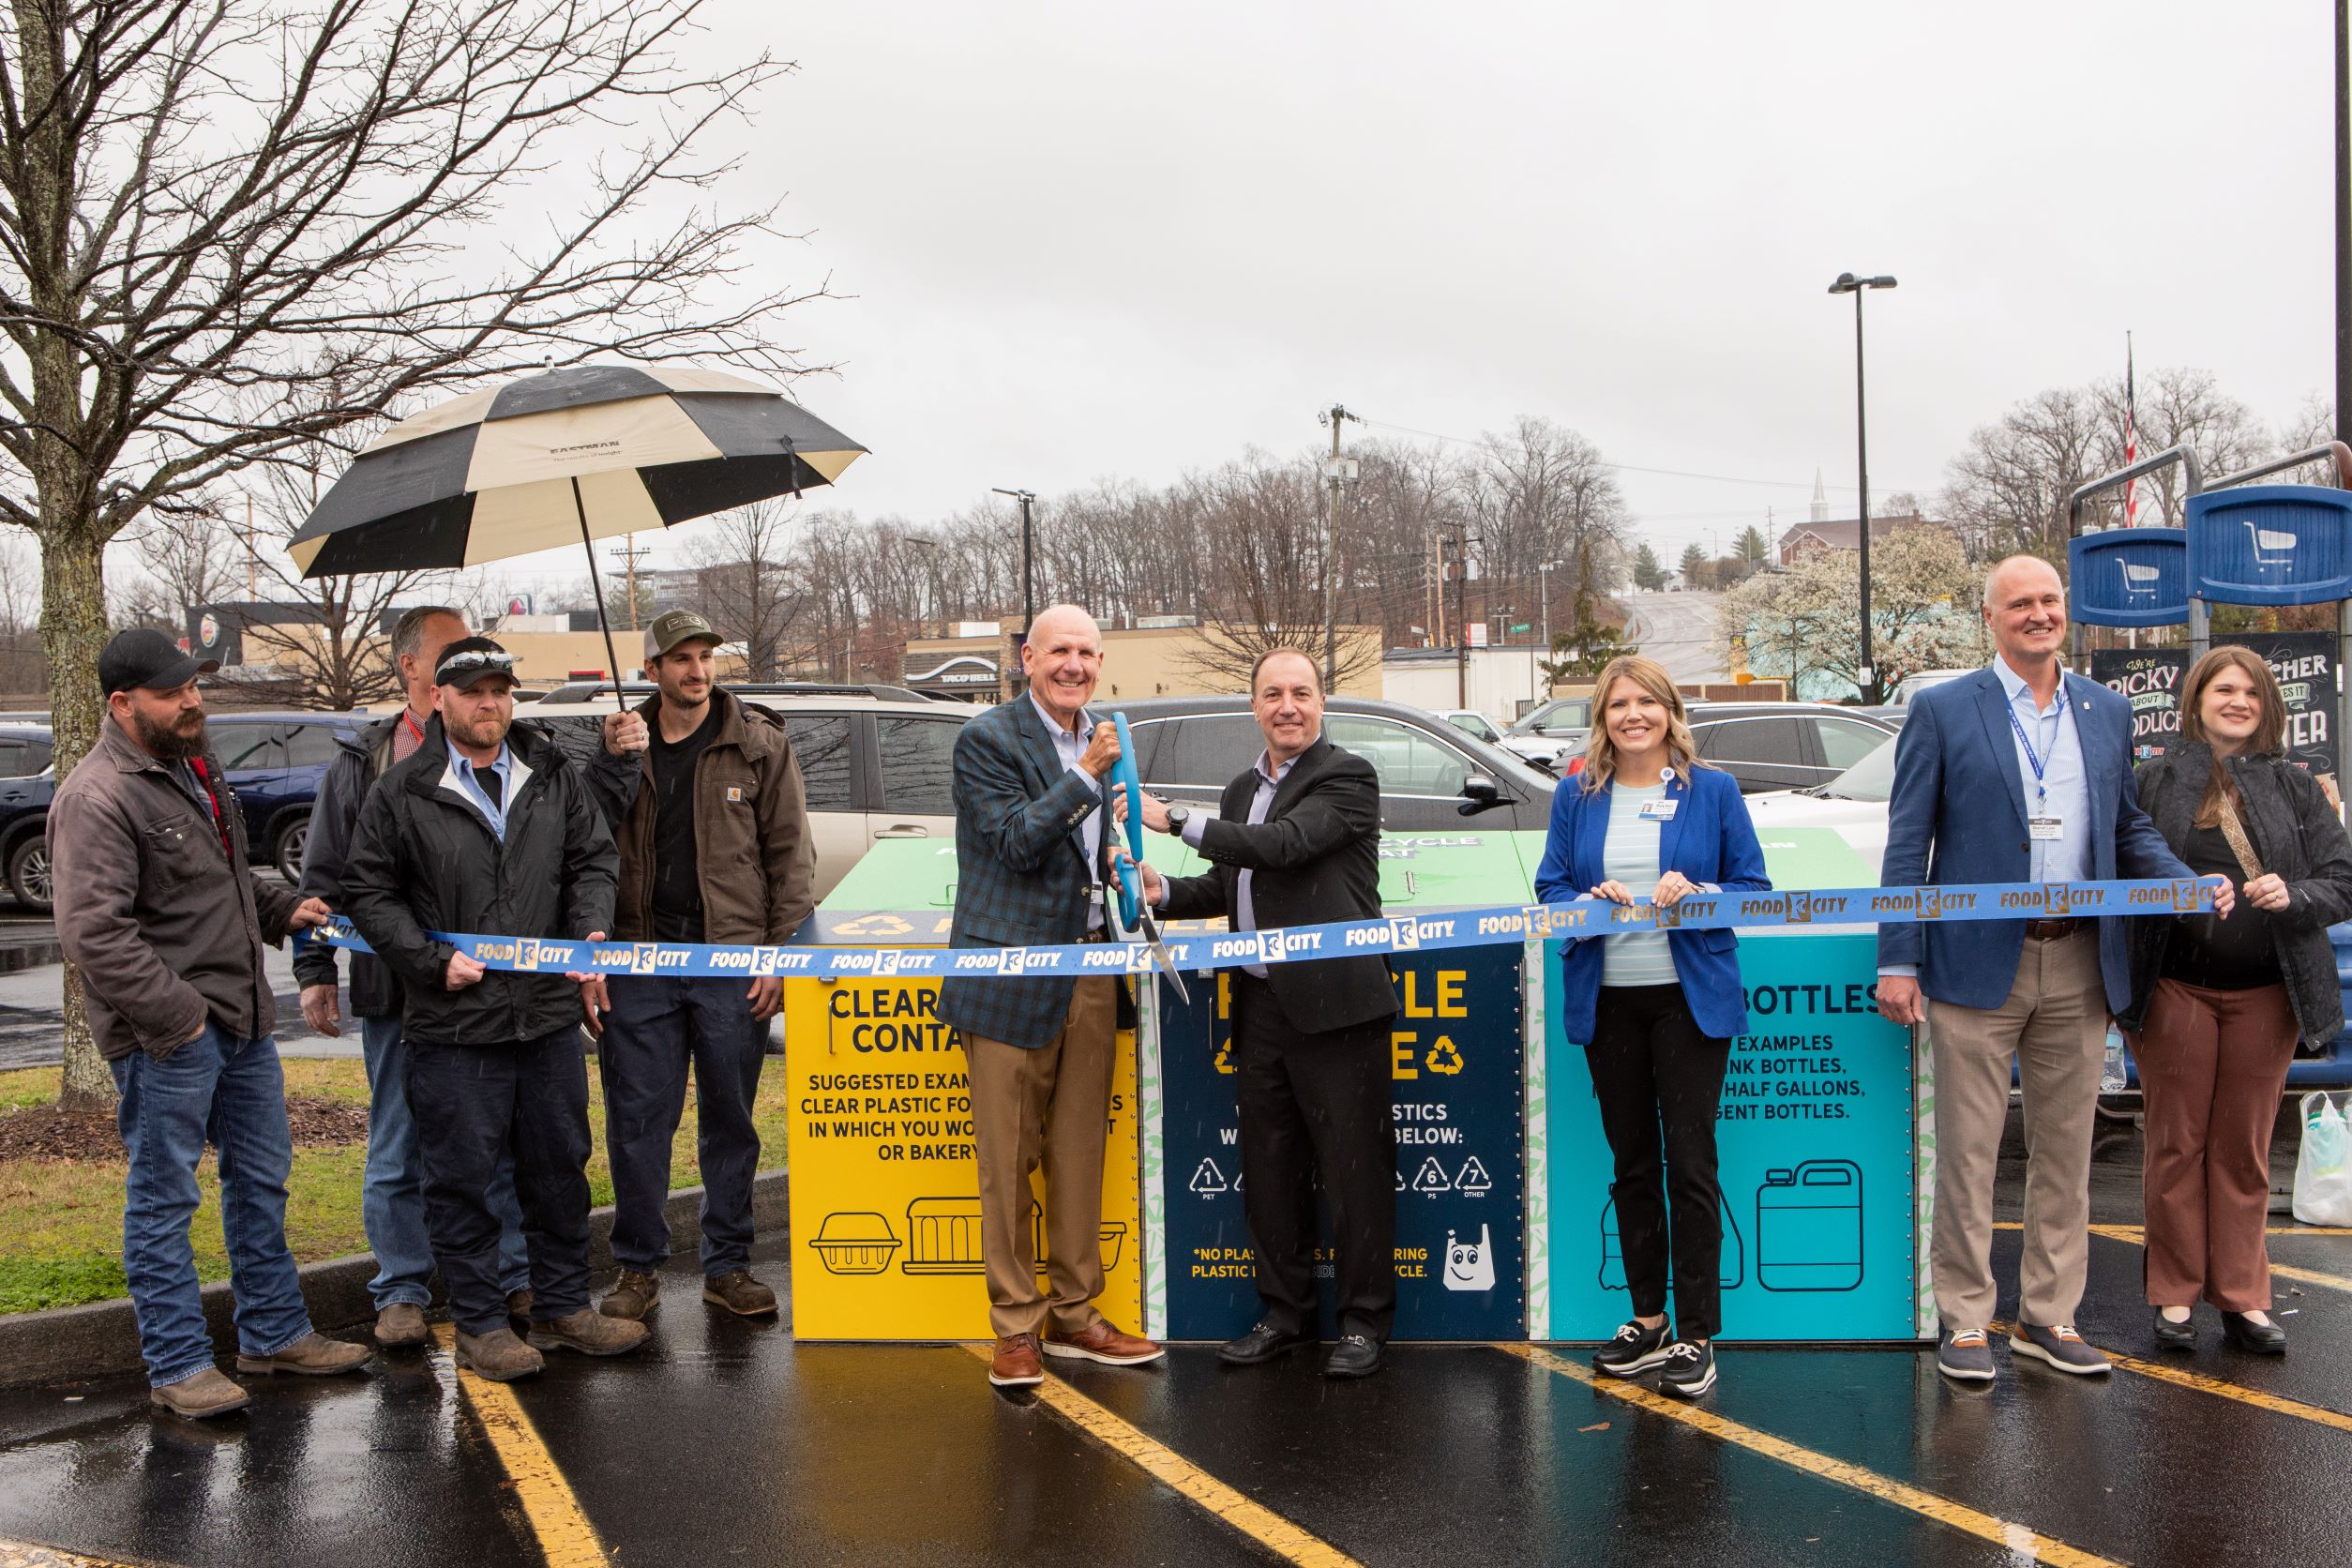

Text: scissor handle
xmin=1110 ymin=712 xmax=1143 ymax=927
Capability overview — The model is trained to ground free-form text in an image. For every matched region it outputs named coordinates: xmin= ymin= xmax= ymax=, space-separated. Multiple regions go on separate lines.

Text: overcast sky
xmin=524 ymin=0 xmax=2343 ymax=580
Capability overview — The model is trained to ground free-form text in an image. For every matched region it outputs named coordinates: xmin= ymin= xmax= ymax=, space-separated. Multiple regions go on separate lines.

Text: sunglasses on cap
xmin=436 ymin=650 xmax=517 ymax=684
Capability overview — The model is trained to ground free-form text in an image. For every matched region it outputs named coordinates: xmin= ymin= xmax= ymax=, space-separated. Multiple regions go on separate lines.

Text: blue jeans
xmin=112 ymin=1026 xmax=313 ymax=1389
xmin=600 ymin=975 xmax=767 ymax=1277
xmin=360 ymin=1017 xmax=530 ymax=1309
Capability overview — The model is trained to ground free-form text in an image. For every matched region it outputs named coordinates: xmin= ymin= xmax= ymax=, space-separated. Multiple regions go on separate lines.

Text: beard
xmin=445 ymin=705 xmax=511 ymax=753
xmin=134 ymin=707 xmax=207 ymax=761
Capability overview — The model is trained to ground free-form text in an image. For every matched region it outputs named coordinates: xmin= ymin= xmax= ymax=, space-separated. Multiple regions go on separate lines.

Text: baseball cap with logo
xmin=644 ymin=609 xmax=721 ymax=660
xmin=98 ymin=628 xmax=219 ymax=696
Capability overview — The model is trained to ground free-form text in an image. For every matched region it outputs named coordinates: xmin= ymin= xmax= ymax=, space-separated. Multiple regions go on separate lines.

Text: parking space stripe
xmin=2077 ymin=1223 xmax=2352 ymax=1293
xmin=430 ymin=1326 xmax=609 ymax=1568
xmin=1986 ymin=1319 xmax=2352 ymax=1435
xmin=0 ymin=1540 xmax=152 ymax=1568
xmin=1501 ymin=1344 xmax=2120 ymax=1568
xmin=957 ymin=1345 xmax=1362 ymax=1567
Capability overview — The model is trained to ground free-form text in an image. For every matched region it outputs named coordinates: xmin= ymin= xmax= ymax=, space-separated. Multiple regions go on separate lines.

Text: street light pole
xmin=1828 ymin=272 xmax=1897 ymax=704
xmin=990 ymin=487 xmax=1037 ymax=700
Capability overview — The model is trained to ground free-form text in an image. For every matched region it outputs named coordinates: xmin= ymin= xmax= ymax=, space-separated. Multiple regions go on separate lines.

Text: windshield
xmin=1509 ymin=697 xmax=1589 ymax=735
xmin=1815 ymin=736 xmax=1898 ymax=801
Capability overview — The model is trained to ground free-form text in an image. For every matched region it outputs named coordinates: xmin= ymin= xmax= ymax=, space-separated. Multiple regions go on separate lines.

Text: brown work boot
xmin=374 ymin=1303 xmax=430 ymax=1348
xmin=702 ymin=1270 xmax=778 ymax=1318
xmin=599 ymin=1270 xmax=659 ymax=1320
xmin=149 ymin=1366 xmax=249 ymax=1420
xmin=455 ymin=1326 xmax=545 ymax=1382
xmin=530 ymin=1308 xmax=651 ymax=1358
xmin=236 ymin=1332 xmax=373 ymax=1377
xmin=505 ymin=1288 xmax=534 ymax=1327
xmin=988 ymin=1332 xmax=1044 ymax=1387
xmin=1043 ymin=1319 xmax=1165 ymax=1367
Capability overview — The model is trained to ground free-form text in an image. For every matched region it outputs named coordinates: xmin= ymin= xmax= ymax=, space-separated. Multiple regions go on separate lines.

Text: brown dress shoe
xmin=988 ymin=1332 xmax=1044 ymax=1387
xmin=150 ymin=1366 xmax=249 ymax=1419
xmin=456 ymin=1326 xmax=545 ymax=1382
xmin=236 ymin=1332 xmax=374 ymax=1377
xmin=505 ymin=1288 xmax=534 ymax=1326
xmin=1043 ymin=1319 xmax=1164 ymax=1366
xmin=375 ymin=1303 xmax=430 ymax=1348
xmin=599 ymin=1270 xmax=659 ymax=1320
xmin=702 ymin=1270 xmax=778 ymax=1317
xmin=530 ymin=1308 xmax=651 ymax=1357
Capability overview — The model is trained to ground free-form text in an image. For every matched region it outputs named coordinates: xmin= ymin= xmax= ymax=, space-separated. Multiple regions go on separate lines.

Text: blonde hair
xmin=1578 ymin=655 xmax=1703 ymax=792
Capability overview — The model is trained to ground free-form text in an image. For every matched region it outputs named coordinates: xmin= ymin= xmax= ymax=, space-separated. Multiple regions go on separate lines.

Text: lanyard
xmin=401 ymin=710 xmax=427 ymax=746
xmin=2006 ymin=701 xmax=2058 ymax=808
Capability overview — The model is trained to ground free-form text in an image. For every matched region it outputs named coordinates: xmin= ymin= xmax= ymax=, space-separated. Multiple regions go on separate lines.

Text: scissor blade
xmin=1135 ymin=908 xmax=1191 ymax=1005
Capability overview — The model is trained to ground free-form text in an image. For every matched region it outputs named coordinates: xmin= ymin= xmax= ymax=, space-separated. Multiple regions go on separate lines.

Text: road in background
xmin=1621 ymin=588 xmax=1727 ymax=684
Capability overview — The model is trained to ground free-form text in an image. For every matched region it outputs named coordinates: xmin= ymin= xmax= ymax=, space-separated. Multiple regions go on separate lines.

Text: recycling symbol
xmin=1189 ymin=1158 xmax=1229 ymax=1196
xmin=1213 ymin=1037 xmax=1234 ymax=1076
xmin=1394 ymin=1167 xmax=1406 ymax=1192
xmin=1455 ymin=1156 xmax=1492 ymax=1195
xmin=835 ymin=913 xmax=914 ymax=938
xmin=1410 ymin=1155 xmax=1452 ymax=1196
xmin=1425 ymin=1036 xmax=1465 ymax=1075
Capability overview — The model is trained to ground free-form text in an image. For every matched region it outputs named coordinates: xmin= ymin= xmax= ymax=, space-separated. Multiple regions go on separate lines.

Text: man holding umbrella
xmin=340 ymin=638 xmax=643 ymax=1380
xmin=589 ymin=609 xmax=817 ymax=1324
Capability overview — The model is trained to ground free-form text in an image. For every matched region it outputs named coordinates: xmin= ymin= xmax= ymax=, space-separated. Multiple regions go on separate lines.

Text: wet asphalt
xmin=0 ymin=1123 xmax=2346 ymax=1566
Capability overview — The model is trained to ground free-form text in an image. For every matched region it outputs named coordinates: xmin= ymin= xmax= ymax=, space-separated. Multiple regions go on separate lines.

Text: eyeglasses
xmin=437 ymin=651 xmax=515 ymax=683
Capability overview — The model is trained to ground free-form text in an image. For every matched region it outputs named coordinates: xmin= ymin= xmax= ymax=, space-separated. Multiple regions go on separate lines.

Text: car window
xmin=23 ymin=739 xmax=50 ymax=775
xmin=1820 ymin=738 xmax=1898 ymax=801
xmin=1814 ymin=717 xmax=1891 ymax=772
xmin=1144 ymin=716 xmax=1264 ymax=790
xmin=783 ymin=715 xmax=856 ymax=812
xmin=1324 ymin=715 xmax=1469 ymax=797
xmin=875 ymin=716 xmax=963 ymax=814
xmin=1696 ymin=717 xmax=1805 ymax=767
xmin=284 ymin=723 xmax=346 ymax=767
xmin=1446 ymin=713 xmax=1500 ymax=743
xmin=215 ymin=724 xmax=287 ymax=772
xmin=0 ymin=742 xmax=24 ymax=777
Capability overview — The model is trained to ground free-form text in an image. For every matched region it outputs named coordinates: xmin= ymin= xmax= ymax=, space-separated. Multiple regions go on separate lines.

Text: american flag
xmin=2121 ymin=334 xmax=2138 ymax=525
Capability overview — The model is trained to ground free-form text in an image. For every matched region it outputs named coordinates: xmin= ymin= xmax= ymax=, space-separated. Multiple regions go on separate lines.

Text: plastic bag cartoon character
xmin=1442 ymin=1224 xmax=1495 ymax=1292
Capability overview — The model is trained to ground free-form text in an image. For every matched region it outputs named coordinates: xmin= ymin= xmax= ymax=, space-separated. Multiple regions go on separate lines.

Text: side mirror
xmin=1457 ymin=774 xmax=1504 ymax=816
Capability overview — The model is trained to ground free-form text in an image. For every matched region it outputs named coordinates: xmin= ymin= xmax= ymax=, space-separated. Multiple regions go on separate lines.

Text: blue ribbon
xmin=304 ymin=875 xmax=2224 ymax=982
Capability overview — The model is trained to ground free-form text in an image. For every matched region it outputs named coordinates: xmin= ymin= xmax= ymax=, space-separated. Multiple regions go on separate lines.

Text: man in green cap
xmin=591 ymin=610 xmax=817 ymax=1322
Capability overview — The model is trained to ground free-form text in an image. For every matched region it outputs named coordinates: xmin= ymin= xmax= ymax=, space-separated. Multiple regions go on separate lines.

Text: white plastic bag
xmin=2294 ymin=1092 xmax=2352 ymax=1227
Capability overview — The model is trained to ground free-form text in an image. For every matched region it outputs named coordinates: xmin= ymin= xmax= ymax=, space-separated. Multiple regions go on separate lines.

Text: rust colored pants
xmin=2128 ymin=978 xmax=2299 ymax=1312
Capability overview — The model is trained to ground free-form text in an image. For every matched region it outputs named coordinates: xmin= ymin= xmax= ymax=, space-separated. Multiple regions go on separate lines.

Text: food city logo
xmin=2128 ymin=879 xmax=2212 ymax=913
xmin=1737 ymin=892 xmax=1849 ymax=927
xmin=583 ymin=942 xmax=693 ymax=974
xmin=1866 ymin=887 xmax=1981 ymax=921
xmin=1078 ymin=942 xmax=1162 ymax=975
xmin=1607 ymin=896 xmax=1721 ymax=928
xmin=950 ymin=946 xmax=1057 ymax=974
xmin=1206 ymin=927 xmax=1323 ymax=969
xmin=470 ymin=936 xmax=575 ymax=972
xmin=826 ymin=947 xmax=928 ymax=977
xmin=1342 ymin=915 xmax=1458 ymax=952
xmin=1998 ymin=883 xmax=2086 ymax=917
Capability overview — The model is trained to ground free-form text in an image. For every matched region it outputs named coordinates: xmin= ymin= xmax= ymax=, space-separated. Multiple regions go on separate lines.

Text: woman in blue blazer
xmin=1534 ymin=655 xmax=1770 ymax=1398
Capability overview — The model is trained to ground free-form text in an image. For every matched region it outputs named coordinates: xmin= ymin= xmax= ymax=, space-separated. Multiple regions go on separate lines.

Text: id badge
xmin=2028 ymin=816 xmax=2063 ymax=841
xmin=1639 ymin=798 xmax=1679 ymax=822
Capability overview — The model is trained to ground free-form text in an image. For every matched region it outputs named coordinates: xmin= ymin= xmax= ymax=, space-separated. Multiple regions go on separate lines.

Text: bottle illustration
xmin=1598 ymin=1193 xmax=1744 ymax=1290
xmin=1755 ymin=1161 xmax=1863 ymax=1291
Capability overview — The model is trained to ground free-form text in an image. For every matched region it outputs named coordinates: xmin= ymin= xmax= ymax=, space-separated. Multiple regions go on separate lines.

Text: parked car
xmin=0 ymin=767 xmax=53 ymax=911
xmin=1108 ymin=696 xmax=1558 ymax=832
xmin=1681 ymin=702 xmax=1900 ymax=794
xmin=205 ymin=714 xmax=375 ymax=883
xmin=1439 ymin=709 xmax=1503 ymax=744
xmin=0 ymin=726 xmax=53 ymax=778
xmin=1497 ymin=695 xmax=1593 ymax=772
xmin=525 ymin=691 xmax=974 ymax=902
xmin=1887 ymin=670 xmax=1974 ymax=707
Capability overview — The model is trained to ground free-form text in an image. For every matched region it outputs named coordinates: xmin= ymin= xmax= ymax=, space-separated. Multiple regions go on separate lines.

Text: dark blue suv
xmin=1 ymin=712 xmax=366 ymax=911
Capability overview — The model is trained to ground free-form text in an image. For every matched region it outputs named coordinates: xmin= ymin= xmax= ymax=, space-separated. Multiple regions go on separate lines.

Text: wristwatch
xmin=1163 ymin=804 xmax=1191 ymax=835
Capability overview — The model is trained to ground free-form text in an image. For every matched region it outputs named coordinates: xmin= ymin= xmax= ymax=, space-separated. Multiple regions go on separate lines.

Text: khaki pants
xmin=1927 ymin=928 xmax=2106 ymax=1332
xmin=964 ymin=977 xmax=1119 ymax=1339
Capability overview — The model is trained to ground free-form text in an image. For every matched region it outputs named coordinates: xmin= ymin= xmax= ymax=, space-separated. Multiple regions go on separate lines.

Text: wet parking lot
xmin=0 ymin=1209 xmax=2345 ymax=1568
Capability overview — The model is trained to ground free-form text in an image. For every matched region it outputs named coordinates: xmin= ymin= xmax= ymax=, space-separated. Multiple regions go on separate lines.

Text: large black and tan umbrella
xmin=287 ymin=364 xmax=865 ymax=688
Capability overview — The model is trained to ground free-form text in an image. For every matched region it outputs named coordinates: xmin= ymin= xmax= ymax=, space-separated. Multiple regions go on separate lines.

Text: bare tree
xmin=129 ymin=508 xmax=238 ymax=632
xmin=1176 ymin=453 xmax=1380 ymax=690
xmin=688 ymin=499 xmax=805 ymax=677
xmin=0 ymin=0 xmax=829 ymax=1108
xmin=0 ymin=527 xmax=38 ymax=694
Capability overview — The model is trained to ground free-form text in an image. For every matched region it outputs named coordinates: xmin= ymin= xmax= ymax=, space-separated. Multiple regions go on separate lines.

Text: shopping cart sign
xmin=2069 ymin=527 xmax=2186 ymax=627
xmin=2187 ymin=487 xmax=2352 ymax=607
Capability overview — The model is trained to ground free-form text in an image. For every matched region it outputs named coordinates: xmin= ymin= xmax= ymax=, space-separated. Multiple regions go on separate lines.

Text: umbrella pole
xmin=572 ymin=476 xmax=630 ymax=714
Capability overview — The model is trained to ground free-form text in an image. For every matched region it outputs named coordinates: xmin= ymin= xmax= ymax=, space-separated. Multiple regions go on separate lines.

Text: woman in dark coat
xmin=2121 ymin=646 xmax=2352 ymax=1355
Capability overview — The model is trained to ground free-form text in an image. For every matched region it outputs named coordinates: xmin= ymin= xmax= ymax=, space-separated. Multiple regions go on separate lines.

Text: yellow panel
xmin=362 ymin=389 xmax=498 ymax=453
xmin=785 ymin=970 xmax=1142 ymax=1340
xmin=461 ymin=395 xmax=723 ymax=491
xmin=644 ymin=366 xmax=782 ymax=396
xmin=461 ymin=471 xmax=662 ymax=565
xmin=798 ymin=447 xmax=866 ymax=483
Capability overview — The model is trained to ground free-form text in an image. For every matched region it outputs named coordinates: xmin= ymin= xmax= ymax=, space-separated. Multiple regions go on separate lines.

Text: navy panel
xmin=640 ymin=452 xmax=824 ymax=523
xmin=669 ymin=391 xmax=867 ymax=460
xmin=294 ymin=494 xmax=479 ymax=576
xmin=2068 ymin=528 xmax=2188 ymax=627
xmin=2187 ymin=486 xmax=2352 ymax=607
xmin=484 ymin=364 xmax=672 ymax=421
xmin=289 ymin=425 xmax=482 ymax=548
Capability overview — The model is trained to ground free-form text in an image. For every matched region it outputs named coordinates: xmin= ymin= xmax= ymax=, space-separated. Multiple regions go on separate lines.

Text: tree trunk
xmin=42 ymin=523 xmax=113 ymax=1111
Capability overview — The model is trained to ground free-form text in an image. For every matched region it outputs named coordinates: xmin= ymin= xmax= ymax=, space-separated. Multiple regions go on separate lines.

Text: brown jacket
xmin=49 ymin=719 xmax=303 ymax=1061
xmin=588 ymin=688 xmax=818 ymax=945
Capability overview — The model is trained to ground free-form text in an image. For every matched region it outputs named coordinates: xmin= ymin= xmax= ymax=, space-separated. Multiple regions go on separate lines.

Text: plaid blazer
xmin=936 ymin=696 xmax=1118 ymax=1049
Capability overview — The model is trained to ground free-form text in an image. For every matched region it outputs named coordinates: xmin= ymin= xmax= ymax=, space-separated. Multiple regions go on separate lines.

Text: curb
xmin=0 ymin=1168 xmax=789 ymax=1391
xmin=0 ymin=941 xmax=61 ymax=976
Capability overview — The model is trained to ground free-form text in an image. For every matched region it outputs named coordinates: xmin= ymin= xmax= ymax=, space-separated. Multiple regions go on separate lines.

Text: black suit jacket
xmin=1159 ymin=735 xmax=1400 ymax=1034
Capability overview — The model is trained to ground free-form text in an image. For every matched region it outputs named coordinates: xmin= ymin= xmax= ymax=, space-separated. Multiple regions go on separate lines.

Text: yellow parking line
xmin=1994 ymin=1221 xmax=2352 ymax=1238
xmin=2000 ymin=1221 xmax=2352 ymax=1293
xmin=431 ymin=1325 xmax=609 ymax=1568
xmin=1988 ymin=1320 xmax=2352 ymax=1435
xmin=957 ymin=1344 xmax=1360 ymax=1567
xmin=0 ymin=1540 xmax=153 ymax=1567
xmin=1502 ymin=1344 xmax=2120 ymax=1568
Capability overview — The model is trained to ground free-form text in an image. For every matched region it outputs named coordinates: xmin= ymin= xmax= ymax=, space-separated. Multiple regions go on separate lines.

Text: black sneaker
xmin=1593 ymin=1318 xmax=1674 ymax=1378
xmin=1659 ymin=1338 xmax=1716 ymax=1398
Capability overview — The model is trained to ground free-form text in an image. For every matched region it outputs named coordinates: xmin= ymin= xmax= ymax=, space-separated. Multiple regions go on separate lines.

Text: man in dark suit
xmin=1132 ymin=648 xmax=1400 ymax=1378
xmin=936 ymin=605 xmax=1164 ymax=1389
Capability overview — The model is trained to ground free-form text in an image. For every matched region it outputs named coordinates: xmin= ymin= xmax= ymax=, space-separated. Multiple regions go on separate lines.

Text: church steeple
xmin=1811 ymin=468 xmax=1829 ymax=523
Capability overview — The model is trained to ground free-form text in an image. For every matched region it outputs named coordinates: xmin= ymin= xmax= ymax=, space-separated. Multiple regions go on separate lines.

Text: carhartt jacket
xmin=49 ymin=720 xmax=305 ymax=1060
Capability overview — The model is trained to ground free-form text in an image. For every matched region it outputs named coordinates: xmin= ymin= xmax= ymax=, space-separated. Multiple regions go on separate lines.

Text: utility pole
xmin=1318 ymin=404 xmax=1362 ymax=691
xmin=607 ymin=534 xmax=655 ymax=631
xmin=1453 ymin=522 xmax=1474 ymax=709
xmin=2339 ymin=0 xmax=2349 ymax=451
xmin=991 ymin=488 xmax=1038 ymax=700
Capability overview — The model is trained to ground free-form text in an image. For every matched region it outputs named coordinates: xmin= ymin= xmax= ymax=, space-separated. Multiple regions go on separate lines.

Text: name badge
xmin=2028 ymin=816 xmax=2064 ymax=841
xmin=1639 ymin=799 xmax=1678 ymax=822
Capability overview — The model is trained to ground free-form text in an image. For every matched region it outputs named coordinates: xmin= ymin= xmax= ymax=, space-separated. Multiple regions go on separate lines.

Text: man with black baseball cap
xmin=587 ymin=608 xmax=815 ymax=1323
xmin=340 ymin=635 xmax=643 ymax=1380
xmin=51 ymin=629 xmax=372 ymax=1419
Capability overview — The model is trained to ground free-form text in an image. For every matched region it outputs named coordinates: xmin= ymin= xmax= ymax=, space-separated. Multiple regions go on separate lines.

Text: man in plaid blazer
xmin=937 ymin=605 xmax=1164 ymax=1388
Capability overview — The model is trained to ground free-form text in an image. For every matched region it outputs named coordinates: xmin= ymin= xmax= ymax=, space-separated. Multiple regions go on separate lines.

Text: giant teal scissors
xmin=1108 ymin=712 xmax=1189 ymax=1003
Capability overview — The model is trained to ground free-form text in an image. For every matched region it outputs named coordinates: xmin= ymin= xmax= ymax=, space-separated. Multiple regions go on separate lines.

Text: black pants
xmin=1231 ymin=973 xmax=1397 ymax=1342
xmin=408 ymin=1030 xmax=594 ymax=1335
xmin=1588 ymin=984 xmax=1731 ymax=1340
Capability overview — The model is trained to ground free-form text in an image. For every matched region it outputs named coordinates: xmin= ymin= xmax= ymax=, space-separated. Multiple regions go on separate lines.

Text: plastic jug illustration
xmin=1598 ymin=1193 xmax=1743 ymax=1290
xmin=1442 ymin=1225 xmax=1495 ymax=1292
xmin=1756 ymin=1161 xmax=1863 ymax=1291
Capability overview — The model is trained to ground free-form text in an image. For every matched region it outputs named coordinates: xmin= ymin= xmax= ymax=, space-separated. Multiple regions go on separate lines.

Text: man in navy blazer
xmin=1878 ymin=555 xmax=2225 ymax=1382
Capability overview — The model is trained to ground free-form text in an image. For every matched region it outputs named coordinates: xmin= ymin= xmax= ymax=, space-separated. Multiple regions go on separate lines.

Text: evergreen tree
xmin=1631 ymin=542 xmax=1667 ymax=591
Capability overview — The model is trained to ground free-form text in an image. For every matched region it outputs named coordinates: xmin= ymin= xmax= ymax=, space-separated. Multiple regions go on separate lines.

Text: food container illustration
xmin=1756 ymin=1160 xmax=1863 ymax=1291
xmin=1095 ymin=1222 xmax=1128 ymax=1273
xmin=807 ymin=1212 xmax=901 ymax=1275
xmin=902 ymin=1196 xmax=1044 ymax=1274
